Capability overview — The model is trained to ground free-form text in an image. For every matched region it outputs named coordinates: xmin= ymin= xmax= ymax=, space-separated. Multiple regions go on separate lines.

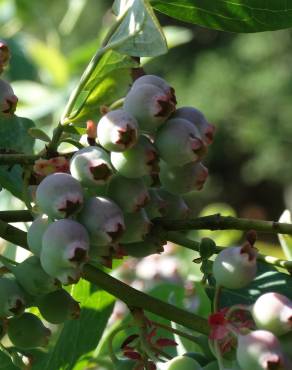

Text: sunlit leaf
xmin=151 ymin=0 xmax=292 ymax=33
xmin=111 ymin=0 xmax=167 ymax=57
xmin=67 ymin=50 xmax=138 ymax=124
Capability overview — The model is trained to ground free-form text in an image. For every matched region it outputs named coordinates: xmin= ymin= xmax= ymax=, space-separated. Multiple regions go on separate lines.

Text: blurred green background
xmin=1 ymin=0 xmax=292 ymax=248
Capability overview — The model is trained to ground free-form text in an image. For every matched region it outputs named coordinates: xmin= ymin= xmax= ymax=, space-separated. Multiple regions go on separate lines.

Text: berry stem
xmin=107 ymin=323 xmax=132 ymax=364
xmin=83 ymin=264 xmax=209 ymax=335
xmin=149 ymin=344 xmax=172 ymax=361
xmin=159 ymin=213 xmax=292 ymax=235
xmin=166 ymin=231 xmax=292 ymax=271
xmin=46 ymin=123 xmax=64 ymax=155
xmin=131 ymin=308 xmax=161 ymax=363
xmin=59 ymin=138 xmax=84 ymax=149
xmin=0 ymin=210 xmax=33 ymax=223
xmin=213 ymin=340 xmax=225 ymax=370
xmin=1 ymin=220 xmax=292 ymax=338
xmin=0 ymin=218 xmax=292 ymax=273
xmin=0 ymin=150 xmax=77 ymax=165
xmin=213 ymin=285 xmax=222 ymax=313
xmin=0 ymin=219 xmax=28 ymax=248
xmin=60 ymin=48 xmax=105 ymax=124
xmin=0 ymin=153 xmax=41 ymax=165
xmin=149 ymin=320 xmax=204 ymax=348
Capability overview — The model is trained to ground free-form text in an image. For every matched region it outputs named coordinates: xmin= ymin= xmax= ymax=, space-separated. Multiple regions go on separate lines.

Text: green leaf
xmin=35 ymin=279 xmax=115 ymax=370
xmin=0 ymin=351 xmax=18 ymax=370
xmin=0 ymin=166 xmax=24 ymax=200
xmin=68 ymin=50 xmax=138 ymax=124
xmin=151 ymin=0 xmax=292 ymax=33
xmin=111 ymin=0 xmax=167 ymax=57
xmin=0 ymin=114 xmax=35 ymax=199
xmin=212 ymin=262 xmax=292 ymax=309
xmin=278 ymin=210 xmax=292 ymax=260
xmin=0 ymin=114 xmax=35 ymax=154
xmin=28 ymin=128 xmax=50 ymax=142
xmin=62 ymin=125 xmax=87 ymax=136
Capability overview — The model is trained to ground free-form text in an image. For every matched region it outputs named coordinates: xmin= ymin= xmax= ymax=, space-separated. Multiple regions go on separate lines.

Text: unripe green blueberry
xmin=111 ymin=135 xmax=159 ymax=178
xmin=196 ymin=334 xmax=216 ymax=360
xmin=236 ymin=330 xmax=286 ymax=370
xmin=124 ymin=83 xmax=176 ymax=133
xmin=173 ymin=107 xmax=215 ymax=145
xmin=120 ymin=209 xmax=151 ymax=244
xmin=0 ymin=79 xmax=18 ymax=115
xmin=7 ymin=312 xmax=51 ymax=349
xmin=78 ymin=196 xmax=125 ymax=257
xmin=159 ymin=161 xmax=209 ymax=195
xmin=12 ymin=256 xmax=60 ymax=297
xmin=155 ymin=118 xmax=207 ymax=166
xmin=0 ymin=277 xmax=26 ymax=317
xmin=203 ymin=361 xmax=219 ymax=370
xmin=212 ymin=242 xmax=257 ymax=289
xmin=131 ymin=74 xmax=176 ymax=105
xmin=251 ymin=292 xmax=292 ymax=336
xmin=70 ymin=146 xmax=113 ymax=187
xmin=183 ymin=352 xmax=209 ymax=366
xmin=39 ymin=264 xmax=80 ymax=286
xmin=157 ymin=189 xmax=190 ymax=219
xmin=121 ymin=239 xmax=164 ymax=258
xmin=27 ymin=215 xmax=52 ymax=256
xmin=41 ymin=219 xmax=90 ymax=284
xmin=107 ymin=176 xmax=150 ymax=213
xmin=165 ymin=355 xmax=202 ymax=370
xmin=35 ymin=173 xmax=84 ymax=219
xmin=142 ymin=173 xmax=161 ymax=188
xmin=97 ymin=109 xmax=138 ymax=152
xmin=144 ymin=188 xmax=167 ymax=219
xmin=37 ymin=289 xmax=80 ymax=324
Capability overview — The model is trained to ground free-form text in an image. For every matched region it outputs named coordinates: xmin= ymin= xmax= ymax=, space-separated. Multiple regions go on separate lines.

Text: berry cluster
xmin=0 ymin=74 xmax=214 ymax=351
xmin=207 ymin=241 xmax=292 ymax=369
xmin=157 ymin=242 xmax=292 ymax=369
xmin=0 ymin=260 xmax=80 ymax=349
xmin=28 ymin=74 xmax=213 ymax=282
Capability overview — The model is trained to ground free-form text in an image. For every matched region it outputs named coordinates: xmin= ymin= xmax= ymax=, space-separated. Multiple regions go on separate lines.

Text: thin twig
xmin=159 ymin=214 xmax=292 ymax=235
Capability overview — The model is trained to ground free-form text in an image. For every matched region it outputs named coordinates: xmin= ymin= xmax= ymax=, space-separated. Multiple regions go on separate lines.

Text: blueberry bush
xmin=1 ymin=1 xmax=292 ymax=369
